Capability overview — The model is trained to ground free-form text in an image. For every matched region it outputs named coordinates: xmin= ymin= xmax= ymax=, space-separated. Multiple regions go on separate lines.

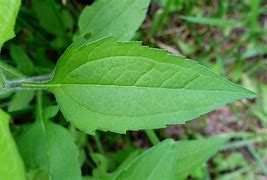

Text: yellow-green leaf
xmin=0 ymin=109 xmax=26 ymax=180
xmin=0 ymin=0 xmax=21 ymax=48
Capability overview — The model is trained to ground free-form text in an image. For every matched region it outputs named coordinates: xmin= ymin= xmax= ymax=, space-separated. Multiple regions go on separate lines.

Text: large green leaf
xmin=16 ymin=93 xmax=81 ymax=180
xmin=0 ymin=109 xmax=25 ymax=180
xmin=0 ymin=0 xmax=21 ymax=48
xmin=25 ymin=39 xmax=256 ymax=134
xmin=112 ymin=137 xmax=226 ymax=179
xmin=74 ymin=0 xmax=150 ymax=46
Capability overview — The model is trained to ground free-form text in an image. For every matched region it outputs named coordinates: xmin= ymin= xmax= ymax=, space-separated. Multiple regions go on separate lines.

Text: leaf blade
xmin=16 ymin=92 xmax=81 ymax=180
xmin=0 ymin=0 xmax=21 ymax=48
xmin=74 ymin=0 xmax=150 ymax=46
xmin=112 ymin=137 xmax=226 ymax=179
xmin=0 ymin=109 xmax=26 ymax=180
xmin=16 ymin=120 xmax=81 ymax=180
xmin=46 ymin=40 xmax=255 ymax=134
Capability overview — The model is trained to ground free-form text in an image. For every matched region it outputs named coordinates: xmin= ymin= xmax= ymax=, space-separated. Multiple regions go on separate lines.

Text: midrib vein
xmin=23 ymin=82 xmax=251 ymax=94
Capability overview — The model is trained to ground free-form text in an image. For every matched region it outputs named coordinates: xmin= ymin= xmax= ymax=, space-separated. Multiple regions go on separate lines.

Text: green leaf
xmin=34 ymin=39 xmax=256 ymax=134
xmin=0 ymin=109 xmax=26 ymax=180
xmin=16 ymin=92 xmax=81 ymax=180
xmin=9 ymin=44 xmax=34 ymax=76
xmin=31 ymin=0 xmax=68 ymax=37
xmin=74 ymin=0 xmax=150 ymax=46
xmin=112 ymin=137 xmax=226 ymax=179
xmin=0 ymin=61 xmax=24 ymax=80
xmin=43 ymin=105 xmax=59 ymax=119
xmin=8 ymin=90 xmax=35 ymax=112
xmin=16 ymin=119 xmax=81 ymax=180
xmin=26 ymin=169 xmax=49 ymax=180
xmin=0 ymin=0 xmax=21 ymax=48
xmin=90 ymin=153 xmax=110 ymax=179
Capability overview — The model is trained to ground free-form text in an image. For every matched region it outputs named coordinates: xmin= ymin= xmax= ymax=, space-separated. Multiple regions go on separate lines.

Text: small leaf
xmin=9 ymin=44 xmax=34 ymax=76
xmin=0 ymin=0 xmax=21 ymax=48
xmin=8 ymin=90 xmax=35 ymax=112
xmin=112 ymin=137 xmax=226 ymax=179
xmin=74 ymin=0 xmax=150 ymax=46
xmin=16 ymin=92 xmax=81 ymax=180
xmin=0 ymin=109 xmax=26 ymax=180
xmin=31 ymin=0 xmax=69 ymax=37
xmin=43 ymin=105 xmax=59 ymax=119
xmin=16 ymin=120 xmax=81 ymax=180
xmin=41 ymin=39 xmax=255 ymax=134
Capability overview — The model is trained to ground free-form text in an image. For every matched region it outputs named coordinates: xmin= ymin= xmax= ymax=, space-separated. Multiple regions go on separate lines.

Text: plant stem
xmin=93 ymin=132 xmax=105 ymax=156
xmin=145 ymin=129 xmax=160 ymax=145
xmin=21 ymin=82 xmax=49 ymax=89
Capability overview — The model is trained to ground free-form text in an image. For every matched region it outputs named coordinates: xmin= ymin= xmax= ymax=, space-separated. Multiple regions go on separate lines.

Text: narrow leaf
xmin=0 ymin=109 xmax=26 ymax=180
xmin=0 ymin=0 xmax=21 ymax=48
xmin=74 ymin=0 xmax=150 ymax=46
xmin=112 ymin=137 xmax=226 ymax=179
xmin=38 ymin=39 xmax=255 ymax=134
xmin=180 ymin=16 xmax=240 ymax=27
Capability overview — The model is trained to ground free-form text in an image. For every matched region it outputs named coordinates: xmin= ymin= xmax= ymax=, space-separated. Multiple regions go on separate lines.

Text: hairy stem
xmin=5 ymin=74 xmax=54 ymax=90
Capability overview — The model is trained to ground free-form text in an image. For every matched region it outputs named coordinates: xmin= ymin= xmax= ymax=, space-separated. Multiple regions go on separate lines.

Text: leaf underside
xmin=46 ymin=39 xmax=255 ymax=134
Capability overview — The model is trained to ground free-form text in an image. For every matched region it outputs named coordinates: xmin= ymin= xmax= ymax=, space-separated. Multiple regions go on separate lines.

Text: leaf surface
xmin=0 ymin=109 xmax=26 ymax=180
xmin=16 ymin=93 xmax=81 ymax=180
xmin=112 ymin=137 xmax=226 ymax=179
xmin=0 ymin=0 xmax=21 ymax=48
xmin=16 ymin=120 xmax=81 ymax=180
xmin=42 ymin=39 xmax=255 ymax=134
xmin=74 ymin=0 xmax=150 ymax=46
xmin=9 ymin=44 xmax=34 ymax=75
xmin=8 ymin=90 xmax=35 ymax=112
xmin=31 ymin=0 xmax=69 ymax=37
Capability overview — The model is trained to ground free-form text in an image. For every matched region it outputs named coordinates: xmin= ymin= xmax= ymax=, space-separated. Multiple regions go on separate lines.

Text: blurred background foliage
xmin=0 ymin=0 xmax=267 ymax=179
